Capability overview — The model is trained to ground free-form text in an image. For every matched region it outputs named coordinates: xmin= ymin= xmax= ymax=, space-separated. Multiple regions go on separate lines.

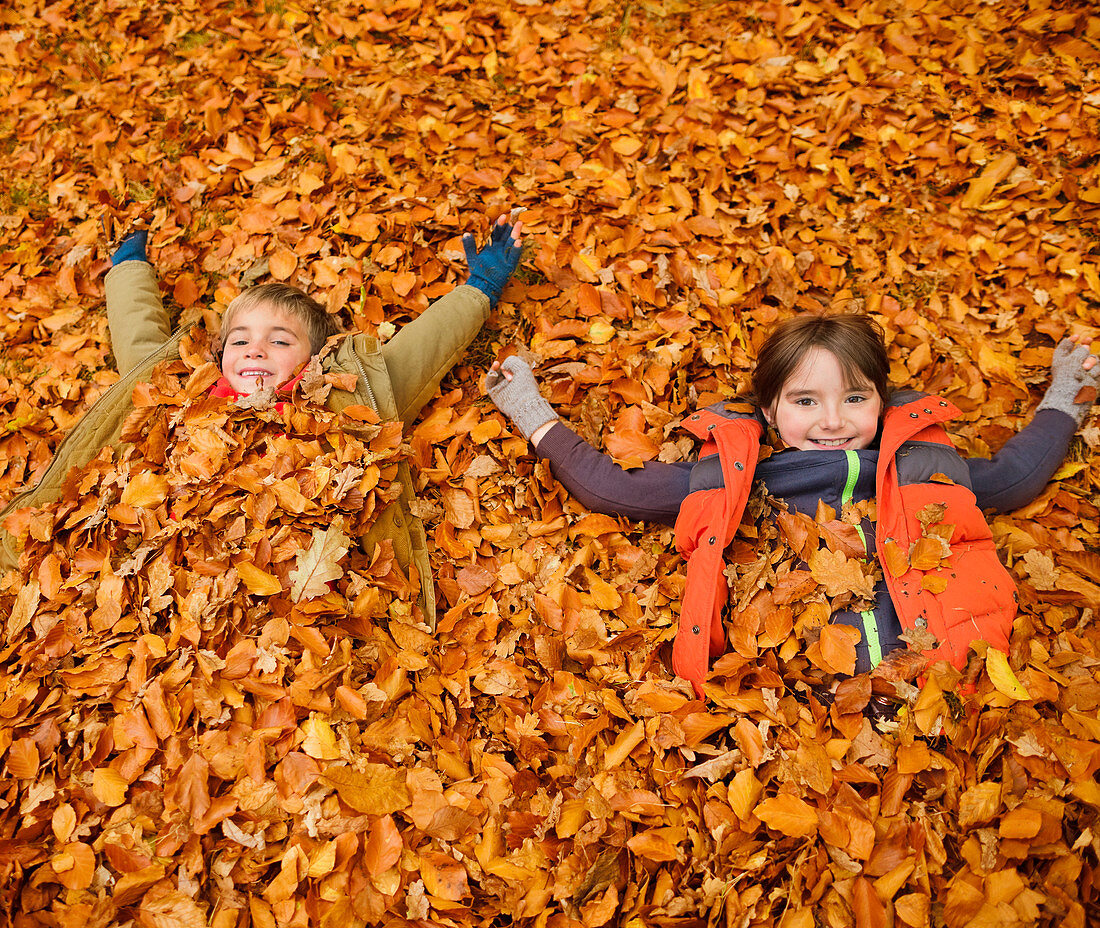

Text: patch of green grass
xmin=176 ymin=31 xmax=211 ymax=51
xmin=2 ymin=182 xmax=50 ymax=220
xmin=127 ymin=179 xmax=157 ymax=202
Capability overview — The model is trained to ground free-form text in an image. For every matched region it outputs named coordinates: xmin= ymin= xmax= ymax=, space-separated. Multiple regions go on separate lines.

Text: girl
xmin=486 ymin=315 xmax=1099 ymax=697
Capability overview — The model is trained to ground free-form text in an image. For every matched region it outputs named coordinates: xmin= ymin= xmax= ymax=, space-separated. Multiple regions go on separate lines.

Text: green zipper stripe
xmin=843 ymin=450 xmax=882 ymax=668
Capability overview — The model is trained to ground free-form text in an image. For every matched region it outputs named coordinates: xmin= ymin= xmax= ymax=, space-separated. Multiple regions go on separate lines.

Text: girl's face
xmin=220 ymin=303 xmax=313 ymax=395
xmin=764 ymin=347 xmax=883 ymax=451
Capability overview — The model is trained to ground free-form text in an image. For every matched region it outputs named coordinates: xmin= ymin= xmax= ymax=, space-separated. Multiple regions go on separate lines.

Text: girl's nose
xmin=820 ymin=404 xmax=844 ymax=428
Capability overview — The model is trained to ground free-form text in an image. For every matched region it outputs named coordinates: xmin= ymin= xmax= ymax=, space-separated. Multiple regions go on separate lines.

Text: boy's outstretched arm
xmin=382 ymin=216 xmax=522 ymax=426
xmin=970 ymin=336 xmax=1099 ymax=511
xmin=104 ymin=225 xmax=173 ymax=374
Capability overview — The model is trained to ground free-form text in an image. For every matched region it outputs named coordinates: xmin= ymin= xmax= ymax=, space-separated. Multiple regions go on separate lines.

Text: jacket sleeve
xmin=104 ymin=262 xmax=172 ymax=375
xmin=536 ymin=422 xmax=693 ymax=524
xmin=968 ymin=408 xmax=1078 ymax=512
xmin=380 ymin=284 xmax=491 ymax=427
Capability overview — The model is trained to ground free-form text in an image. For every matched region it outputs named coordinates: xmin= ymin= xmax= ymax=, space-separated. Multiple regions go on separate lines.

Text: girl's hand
xmin=1038 ymin=335 xmax=1099 ymax=427
xmin=484 ymin=355 xmax=558 ymax=445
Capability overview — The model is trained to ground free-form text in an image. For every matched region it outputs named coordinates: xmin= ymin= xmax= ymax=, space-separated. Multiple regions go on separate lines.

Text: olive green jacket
xmin=0 ymin=262 xmax=492 ymax=628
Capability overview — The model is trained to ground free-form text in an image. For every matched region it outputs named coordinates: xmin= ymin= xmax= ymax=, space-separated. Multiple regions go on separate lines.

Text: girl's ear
xmin=762 ymin=403 xmax=776 ymax=426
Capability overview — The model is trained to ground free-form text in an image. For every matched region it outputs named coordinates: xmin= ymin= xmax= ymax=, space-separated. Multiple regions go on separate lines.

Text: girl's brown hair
xmin=217 ymin=283 xmax=342 ymax=356
xmin=752 ymin=314 xmax=890 ymax=411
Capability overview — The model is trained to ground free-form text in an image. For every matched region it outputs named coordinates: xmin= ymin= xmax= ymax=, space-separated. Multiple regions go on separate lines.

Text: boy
xmin=0 ymin=216 xmax=523 ymax=628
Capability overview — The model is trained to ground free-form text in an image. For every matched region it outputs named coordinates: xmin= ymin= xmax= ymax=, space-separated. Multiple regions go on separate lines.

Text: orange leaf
xmin=7 ymin=737 xmax=39 ymax=779
xmin=236 ymin=561 xmax=282 ymax=596
xmin=269 ymin=247 xmax=298 ymax=280
xmin=909 ymin=535 xmax=945 ymax=571
xmin=363 ymin=815 xmax=403 ymax=876
xmin=120 ymin=472 xmax=168 ymax=509
xmin=419 ymin=851 xmax=469 ymax=901
xmin=755 ymin=794 xmax=819 ymax=838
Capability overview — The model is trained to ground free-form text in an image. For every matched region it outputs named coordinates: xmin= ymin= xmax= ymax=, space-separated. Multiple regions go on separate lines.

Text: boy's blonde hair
xmin=217 ymin=283 xmax=342 ymax=357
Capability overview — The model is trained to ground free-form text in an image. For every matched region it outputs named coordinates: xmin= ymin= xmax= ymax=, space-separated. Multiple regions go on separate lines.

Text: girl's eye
xmin=846 ymin=394 xmax=867 ymax=404
xmin=795 ymin=397 xmax=814 ymax=407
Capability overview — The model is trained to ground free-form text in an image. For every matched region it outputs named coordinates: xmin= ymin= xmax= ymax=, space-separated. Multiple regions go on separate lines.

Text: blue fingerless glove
xmin=464 ymin=221 xmax=522 ymax=307
xmin=111 ymin=228 xmax=149 ymax=266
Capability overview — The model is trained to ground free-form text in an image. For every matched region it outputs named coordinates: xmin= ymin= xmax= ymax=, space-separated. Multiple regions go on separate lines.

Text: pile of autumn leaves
xmin=1 ymin=335 xmax=1099 ymax=928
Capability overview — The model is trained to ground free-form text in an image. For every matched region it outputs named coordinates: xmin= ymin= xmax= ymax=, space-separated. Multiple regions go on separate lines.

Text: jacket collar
xmin=880 ymin=392 xmax=959 ymax=457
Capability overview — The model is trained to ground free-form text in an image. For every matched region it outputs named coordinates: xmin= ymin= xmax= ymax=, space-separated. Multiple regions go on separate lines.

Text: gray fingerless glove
xmin=485 ymin=355 xmax=558 ymax=440
xmin=1037 ymin=339 xmax=1099 ymax=427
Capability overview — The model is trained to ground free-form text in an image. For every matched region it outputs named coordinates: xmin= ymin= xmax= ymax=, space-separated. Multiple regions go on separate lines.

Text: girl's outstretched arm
xmin=486 ymin=355 xmax=692 ymax=524
xmin=969 ymin=337 xmax=1098 ymax=511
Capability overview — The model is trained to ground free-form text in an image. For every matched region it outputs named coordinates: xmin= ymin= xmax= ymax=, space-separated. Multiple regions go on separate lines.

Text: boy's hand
xmin=1038 ymin=335 xmax=1099 ymax=427
xmin=485 ymin=355 xmax=558 ymax=444
xmin=464 ymin=216 xmax=523 ymax=307
xmin=110 ymin=218 xmax=151 ymax=266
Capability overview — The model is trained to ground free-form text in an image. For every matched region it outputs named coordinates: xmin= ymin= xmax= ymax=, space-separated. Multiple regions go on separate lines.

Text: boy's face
xmin=220 ymin=303 xmax=313 ymax=395
xmin=764 ymin=347 xmax=883 ymax=451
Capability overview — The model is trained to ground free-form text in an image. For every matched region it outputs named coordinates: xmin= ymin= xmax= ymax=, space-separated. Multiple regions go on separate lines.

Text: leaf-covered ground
xmin=1 ymin=1 xmax=1099 ymax=926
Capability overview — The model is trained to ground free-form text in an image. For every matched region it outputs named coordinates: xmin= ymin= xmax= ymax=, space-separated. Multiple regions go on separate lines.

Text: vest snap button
xmin=940 ymin=400 xmax=948 ymax=406
xmin=691 ymin=413 xmax=700 ymax=420
xmin=914 ymin=617 xmax=927 ymax=629
xmin=709 ymin=536 xmax=717 ymax=545
xmin=734 ymin=462 xmax=744 ymax=471
xmin=923 ymin=408 xmax=932 ymax=414
xmin=707 ymin=423 xmax=716 ymax=431
xmin=910 ymin=412 xmax=919 ymax=418
xmin=692 ymin=625 xmax=700 ymax=634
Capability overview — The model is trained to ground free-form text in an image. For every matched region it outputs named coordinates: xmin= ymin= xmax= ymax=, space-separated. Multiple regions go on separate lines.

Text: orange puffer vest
xmin=672 ymin=395 xmax=1016 ymax=697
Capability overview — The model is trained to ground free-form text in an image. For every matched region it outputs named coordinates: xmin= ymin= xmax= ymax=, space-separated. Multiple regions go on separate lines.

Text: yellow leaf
xmin=975 ymin=342 xmax=1017 ymax=380
xmin=602 ymin=172 xmax=632 ymax=198
xmin=307 ymin=840 xmax=338 ymax=878
xmin=729 ymin=768 xmax=763 ymax=820
xmin=611 ymin=136 xmax=643 ymax=157
xmin=1052 ymin=460 xmax=1089 ymax=480
xmin=236 ymin=561 xmax=282 ymax=597
xmin=471 ymin=418 xmax=501 ymax=443
xmin=960 ymin=153 xmax=1017 ymax=210
xmin=120 ymin=472 xmax=168 ymax=509
xmin=986 ymin=649 xmax=1031 ymax=701
xmin=52 ymin=804 xmax=77 ymax=843
xmin=301 ymin=716 xmax=340 ymax=760
xmin=289 ymin=521 xmax=350 ymax=601
xmin=586 ymin=569 xmax=622 ymax=610
xmin=92 ymin=767 xmax=129 ymax=807
xmin=604 ymin=720 xmax=645 ymax=769
xmin=589 ymin=320 xmax=616 ymax=345
xmin=322 ymin=764 xmax=410 ymax=814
